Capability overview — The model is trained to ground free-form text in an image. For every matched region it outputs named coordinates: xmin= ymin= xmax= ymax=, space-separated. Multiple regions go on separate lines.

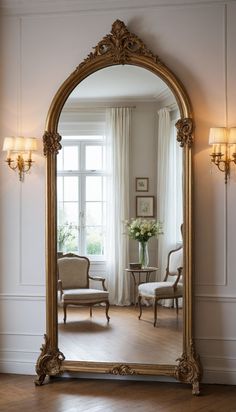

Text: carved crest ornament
xmin=76 ymin=19 xmax=163 ymax=69
xmin=38 ymin=20 xmax=201 ymax=394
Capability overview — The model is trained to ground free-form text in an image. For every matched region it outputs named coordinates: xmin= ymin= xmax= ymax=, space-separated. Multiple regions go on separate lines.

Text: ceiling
xmin=66 ymin=65 xmax=171 ymax=103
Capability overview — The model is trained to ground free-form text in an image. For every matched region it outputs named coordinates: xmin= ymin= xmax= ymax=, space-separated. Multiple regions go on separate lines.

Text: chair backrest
xmin=167 ymin=246 xmax=183 ymax=277
xmin=57 ymin=254 xmax=90 ymax=289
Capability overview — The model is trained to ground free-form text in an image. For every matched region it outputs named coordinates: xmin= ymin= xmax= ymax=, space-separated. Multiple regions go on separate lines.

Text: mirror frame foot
xmin=175 ymin=341 xmax=202 ymax=395
xmin=35 ymin=334 xmax=65 ymax=386
xmin=192 ymin=381 xmax=200 ymax=396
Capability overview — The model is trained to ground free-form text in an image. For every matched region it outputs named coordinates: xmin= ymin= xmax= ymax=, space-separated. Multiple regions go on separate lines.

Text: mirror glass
xmin=56 ymin=64 xmax=183 ymax=365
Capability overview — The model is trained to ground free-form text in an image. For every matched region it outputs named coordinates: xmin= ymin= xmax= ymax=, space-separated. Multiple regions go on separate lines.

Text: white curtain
xmin=157 ymin=108 xmax=183 ymax=298
xmin=105 ymin=108 xmax=131 ymax=305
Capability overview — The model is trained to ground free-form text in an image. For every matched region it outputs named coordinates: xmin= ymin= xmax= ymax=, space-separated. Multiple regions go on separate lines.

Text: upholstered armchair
xmin=138 ymin=245 xmax=183 ymax=326
xmin=57 ymin=253 xmax=110 ymax=323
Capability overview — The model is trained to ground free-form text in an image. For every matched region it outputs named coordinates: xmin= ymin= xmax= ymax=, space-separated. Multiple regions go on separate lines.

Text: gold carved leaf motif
xmin=35 ymin=334 xmax=65 ymax=385
xmin=110 ymin=364 xmax=137 ymax=376
xmin=43 ymin=131 xmax=62 ymax=156
xmin=176 ymin=118 xmax=194 ymax=147
xmin=76 ymin=19 xmax=163 ymax=70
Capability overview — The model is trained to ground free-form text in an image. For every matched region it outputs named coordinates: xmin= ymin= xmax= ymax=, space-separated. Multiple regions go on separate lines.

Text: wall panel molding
xmin=0 ymin=293 xmax=45 ymax=301
xmin=196 ymin=337 xmax=236 ymax=341
xmin=0 ymin=332 xmax=43 ymax=336
xmin=195 ymin=294 xmax=236 ymax=302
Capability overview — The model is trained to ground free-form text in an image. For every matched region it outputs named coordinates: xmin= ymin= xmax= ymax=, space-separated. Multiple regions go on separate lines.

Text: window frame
xmin=57 ymin=136 xmax=107 ymax=262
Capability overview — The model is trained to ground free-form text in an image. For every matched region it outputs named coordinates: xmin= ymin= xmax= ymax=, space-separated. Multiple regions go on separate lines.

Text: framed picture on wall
xmin=136 ymin=177 xmax=149 ymax=192
xmin=136 ymin=196 xmax=155 ymax=217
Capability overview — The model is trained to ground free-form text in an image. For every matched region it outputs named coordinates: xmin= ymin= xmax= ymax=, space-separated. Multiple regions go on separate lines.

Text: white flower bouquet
xmin=125 ymin=218 xmax=163 ymax=242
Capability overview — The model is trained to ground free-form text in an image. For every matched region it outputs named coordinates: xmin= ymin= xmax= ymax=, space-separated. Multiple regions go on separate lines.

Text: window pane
xmin=64 ymin=146 xmax=78 ymax=170
xmin=85 ymin=227 xmax=103 ymax=255
xmin=86 ymin=202 xmax=102 ymax=226
xmin=57 ymin=149 xmax=63 ymax=171
xmin=64 ymin=176 xmax=78 ymax=201
xmin=102 ymin=202 xmax=106 ymax=226
xmin=63 ymin=202 xmax=79 ymax=225
xmin=103 ymin=177 xmax=107 ymax=201
xmin=86 ymin=146 xmax=103 ymax=170
xmin=86 ymin=176 xmax=102 ymax=201
xmin=57 ymin=224 xmax=78 ymax=253
xmin=57 ymin=202 xmax=64 ymax=225
xmin=57 ymin=176 xmax=63 ymax=201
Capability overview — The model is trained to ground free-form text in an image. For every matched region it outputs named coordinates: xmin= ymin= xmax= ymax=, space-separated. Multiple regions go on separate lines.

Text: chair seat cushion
xmin=138 ymin=281 xmax=183 ymax=298
xmin=62 ymin=288 xmax=109 ymax=302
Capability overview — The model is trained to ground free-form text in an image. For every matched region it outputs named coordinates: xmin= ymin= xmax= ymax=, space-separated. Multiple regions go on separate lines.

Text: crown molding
xmin=0 ymin=0 xmax=228 ymax=17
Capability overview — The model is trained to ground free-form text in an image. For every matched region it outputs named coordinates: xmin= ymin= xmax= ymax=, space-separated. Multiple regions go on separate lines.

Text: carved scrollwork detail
xmin=34 ymin=334 xmax=65 ymax=386
xmin=76 ymin=19 xmax=163 ymax=70
xmin=43 ymin=131 xmax=62 ymax=156
xmin=110 ymin=364 xmax=137 ymax=376
xmin=175 ymin=118 xmax=194 ymax=147
xmin=175 ymin=341 xmax=202 ymax=395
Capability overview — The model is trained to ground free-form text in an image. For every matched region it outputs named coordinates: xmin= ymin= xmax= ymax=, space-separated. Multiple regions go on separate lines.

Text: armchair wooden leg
xmin=175 ymin=298 xmax=179 ymax=315
xmin=138 ymin=295 xmax=142 ymax=320
xmin=154 ymin=298 xmax=158 ymax=327
xmin=63 ymin=304 xmax=67 ymax=324
xmin=105 ymin=301 xmax=110 ymax=322
xmin=90 ymin=305 xmax=93 ymax=317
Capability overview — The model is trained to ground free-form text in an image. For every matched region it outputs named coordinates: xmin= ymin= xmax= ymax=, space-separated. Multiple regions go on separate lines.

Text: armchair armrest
xmin=173 ymin=267 xmax=183 ymax=290
xmin=89 ymin=275 xmax=107 ymax=291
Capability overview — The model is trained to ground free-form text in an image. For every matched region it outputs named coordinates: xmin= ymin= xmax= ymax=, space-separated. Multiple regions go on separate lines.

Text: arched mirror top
xmin=43 ymin=20 xmax=194 ymax=155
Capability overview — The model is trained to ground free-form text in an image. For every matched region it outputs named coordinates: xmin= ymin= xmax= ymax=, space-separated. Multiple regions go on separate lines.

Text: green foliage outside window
xmin=57 ymin=222 xmax=78 ymax=252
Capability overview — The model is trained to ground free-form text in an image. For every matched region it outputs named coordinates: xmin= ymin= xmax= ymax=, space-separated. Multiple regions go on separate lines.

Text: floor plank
xmin=0 ymin=374 xmax=236 ymax=412
xmin=58 ymin=305 xmax=182 ymax=364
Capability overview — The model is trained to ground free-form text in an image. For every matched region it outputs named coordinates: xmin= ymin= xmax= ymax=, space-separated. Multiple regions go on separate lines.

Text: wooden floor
xmin=1 ymin=374 xmax=236 ymax=412
xmin=58 ymin=305 xmax=182 ymax=364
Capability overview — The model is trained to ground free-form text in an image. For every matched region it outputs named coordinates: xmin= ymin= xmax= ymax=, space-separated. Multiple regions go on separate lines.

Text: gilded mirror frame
xmin=35 ymin=20 xmax=202 ymax=394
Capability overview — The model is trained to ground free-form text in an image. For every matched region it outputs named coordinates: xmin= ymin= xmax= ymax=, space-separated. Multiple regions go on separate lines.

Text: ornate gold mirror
xmin=35 ymin=20 xmax=202 ymax=394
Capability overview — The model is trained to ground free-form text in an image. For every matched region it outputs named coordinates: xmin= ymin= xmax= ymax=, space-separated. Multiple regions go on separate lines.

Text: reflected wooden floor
xmin=58 ymin=305 xmax=182 ymax=364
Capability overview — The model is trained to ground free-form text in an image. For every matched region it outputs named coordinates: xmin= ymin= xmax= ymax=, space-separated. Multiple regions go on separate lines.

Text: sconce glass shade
xmin=2 ymin=136 xmax=38 ymax=152
xmin=2 ymin=137 xmax=14 ymax=151
xmin=24 ymin=138 xmax=38 ymax=151
xmin=228 ymin=128 xmax=236 ymax=144
xmin=14 ymin=136 xmax=25 ymax=151
xmin=209 ymin=127 xmax=228 ymax=145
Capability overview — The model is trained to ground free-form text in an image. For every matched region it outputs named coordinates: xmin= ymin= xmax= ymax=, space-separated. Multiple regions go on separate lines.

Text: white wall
xmin=0 ymin=0 xmax=236 ymax=384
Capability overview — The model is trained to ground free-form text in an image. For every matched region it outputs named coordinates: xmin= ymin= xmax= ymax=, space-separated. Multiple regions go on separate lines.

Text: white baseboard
xmin=0 ymin=360 xmax=36 ymax=375
xmin=202 ymin=368 xmax=236 ymax=385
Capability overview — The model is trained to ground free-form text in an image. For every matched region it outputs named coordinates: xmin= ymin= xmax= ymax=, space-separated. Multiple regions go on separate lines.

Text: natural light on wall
xmin=209 ymin=127 xmax=236 ymax=184
xmin=2 ymin=136 xmax=38 ymax=181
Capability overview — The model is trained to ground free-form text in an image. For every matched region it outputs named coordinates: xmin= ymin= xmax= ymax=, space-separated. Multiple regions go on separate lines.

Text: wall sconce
xmin=209 ymin=127 xmax=236 ymax=184
xmin=2 ymin=136 xmax=38 ymax=181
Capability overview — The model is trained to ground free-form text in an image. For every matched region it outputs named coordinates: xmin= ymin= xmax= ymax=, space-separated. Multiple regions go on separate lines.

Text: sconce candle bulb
xmin=209 ymin=127 xmax=236 ymax=184
xmin=2 ymin=136 xmax=38 ymax=181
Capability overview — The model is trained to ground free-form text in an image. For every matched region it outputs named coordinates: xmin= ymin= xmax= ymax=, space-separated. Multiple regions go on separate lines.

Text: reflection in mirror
xmin=56 ymin=65 xmax=183 ymax=365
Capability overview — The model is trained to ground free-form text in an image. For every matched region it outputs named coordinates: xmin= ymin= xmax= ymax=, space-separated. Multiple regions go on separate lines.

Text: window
xmin=57 ymin=111 xmax=106 ymax=260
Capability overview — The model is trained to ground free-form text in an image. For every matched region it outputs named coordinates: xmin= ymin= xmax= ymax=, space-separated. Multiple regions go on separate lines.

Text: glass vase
xmin=138 ymin=241 xmax=149 ymax=268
